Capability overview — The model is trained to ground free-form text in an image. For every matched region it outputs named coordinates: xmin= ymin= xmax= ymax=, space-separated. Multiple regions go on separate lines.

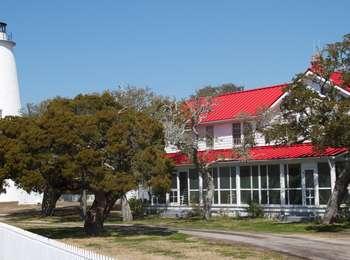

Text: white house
xmin=154 ymin=67 xmax=350 ymax=218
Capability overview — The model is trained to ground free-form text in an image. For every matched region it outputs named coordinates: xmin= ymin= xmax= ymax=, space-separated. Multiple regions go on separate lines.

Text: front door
xmin=305 ymin=169 xmax=315 ymax=205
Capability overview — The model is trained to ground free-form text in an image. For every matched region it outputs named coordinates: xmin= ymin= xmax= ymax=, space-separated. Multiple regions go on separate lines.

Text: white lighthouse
xmin=0 ymin=21 xmax=21 ymax=117
xmin=0 ymin=22 xmax=42 ymax=204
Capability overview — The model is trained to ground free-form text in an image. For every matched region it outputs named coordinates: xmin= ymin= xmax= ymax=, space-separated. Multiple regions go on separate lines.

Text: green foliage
xmin=247 ymin=201 xmax=264 ymax=218
xmin=128 ymin=198 xmax=145 ymax=219
xmin=0 ymin=91 xmax=173 ymax=205
xmin=264 ymin=34 xmax=350 ymax=150
xmin=196 ymin=83 xmax=244 ymax=97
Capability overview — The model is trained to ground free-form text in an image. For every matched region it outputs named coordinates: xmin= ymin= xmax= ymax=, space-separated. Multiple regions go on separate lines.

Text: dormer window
xmin=205 ymin=125 xmax=214 ymax=149
xmin=232 ymin=123 xmax=241 ymax=145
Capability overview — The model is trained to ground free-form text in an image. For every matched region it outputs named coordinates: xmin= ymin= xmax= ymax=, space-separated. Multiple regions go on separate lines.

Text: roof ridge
xmin=214 ymin=83 xmax=289 ymax=98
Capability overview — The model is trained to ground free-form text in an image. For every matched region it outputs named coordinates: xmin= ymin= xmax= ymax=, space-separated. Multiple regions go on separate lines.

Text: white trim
xmin=314 ymin=168 xmax=320 ymax=206
xmin=236 ymin=166 xmax=241 ymax=206
xmin=328 ymin=158 xmax=336 ymax=192
xmin=306 ymin=69 xmax=350 ymax=97
xmin=280 ymin=163 xmax=286 ymax=206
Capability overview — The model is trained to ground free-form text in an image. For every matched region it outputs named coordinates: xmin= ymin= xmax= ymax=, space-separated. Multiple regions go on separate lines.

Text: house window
xmin=318 ymin=162 xmax=331 ymax=205
xmin=205 ymin=126 xmax=214 ymax=149
xmin=243 ymin=122 xmax=254 ymax=144
xmin=240 ymin=166 xmax=259 ymax=204
xmin=285 ymin=164 xmax=302 ymax=205
xmin=232 ymin=123 xmax=241 ymax=145
xmin=260 ymin=165 xmax=281 ymax=204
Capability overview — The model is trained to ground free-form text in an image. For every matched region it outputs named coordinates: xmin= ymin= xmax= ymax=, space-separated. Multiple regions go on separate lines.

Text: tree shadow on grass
xmin=27 ymin=224 xmax=176 ymax=240
xmin=306 ymin=222 xmax=350 ymax=232
xmin=4 ymin=206 xmax=82 ymax=223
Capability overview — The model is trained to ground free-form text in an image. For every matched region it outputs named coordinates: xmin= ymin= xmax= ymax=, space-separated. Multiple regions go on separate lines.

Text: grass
xmin=0 ymin=205 xmax=295 ymax=259
xmin=126 ymin=215 xmax=350 ymax=234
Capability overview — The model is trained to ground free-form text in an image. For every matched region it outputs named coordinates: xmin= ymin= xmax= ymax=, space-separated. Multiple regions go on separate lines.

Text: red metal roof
xmin=166 ymin=144 xmax=347 ymax=165
xmin=195 ymin=84 xmax=286 ymax=123
xmin=329 ymin=72 xmax=350 ymax=93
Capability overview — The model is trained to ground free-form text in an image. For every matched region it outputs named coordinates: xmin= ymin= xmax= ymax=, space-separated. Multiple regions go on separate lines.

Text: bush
xmin=128 ymin=198 xmax=145 ymax=219
xmin=247 ymin=201 xmax=264 ymax=218
xmin=187 ymin=203 xmax=202 ymax=218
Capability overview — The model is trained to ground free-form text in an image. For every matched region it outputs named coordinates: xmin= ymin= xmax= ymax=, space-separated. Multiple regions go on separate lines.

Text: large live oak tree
xmin=0 ymin=92 xmax=172 ymax=233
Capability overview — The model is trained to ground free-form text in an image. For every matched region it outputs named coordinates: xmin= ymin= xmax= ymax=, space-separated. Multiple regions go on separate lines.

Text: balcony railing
xmin=0 ymin=32 xmax=13 ymax=41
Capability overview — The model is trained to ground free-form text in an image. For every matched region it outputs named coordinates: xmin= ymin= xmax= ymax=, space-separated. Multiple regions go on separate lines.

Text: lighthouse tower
xmin=0 ymin=22 xmax=42 ymax=204
xmin=0 ymin=21 xmax=21 ymax=117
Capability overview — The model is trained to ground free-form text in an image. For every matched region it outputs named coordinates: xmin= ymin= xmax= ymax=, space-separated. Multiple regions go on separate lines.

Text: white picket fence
xmin=0 ymin=222 xmax=115 ymax=260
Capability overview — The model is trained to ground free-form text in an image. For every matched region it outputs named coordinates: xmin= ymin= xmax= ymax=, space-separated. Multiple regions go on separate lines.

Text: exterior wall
xmin=0 ymin=39 xmax=21 ymax=116
xmin=0 ymin=31 xmax=43 ymax=205
xmin=151 ymin=157 xmax=349 ymax=217
xmin=0 ymin=180 xmax=42 ymax=205
xmin=196 ymin=120 xmax=268 ymax=152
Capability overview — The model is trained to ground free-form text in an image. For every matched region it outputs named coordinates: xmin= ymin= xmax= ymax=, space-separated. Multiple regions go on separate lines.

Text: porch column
xmin=236 ymin=166 xmax=241 ymax=206
xmin=199 ymin=171 xmax=203 ymax=205
xmin=301 ymin=167 xmax=306 ymax=206
xmin=314 ymin=168 xmax=320 ymax=206
xmin=166 ymin=193 xmax=170 ymax=205
xmin=176 ymin=172 xmax=180 ymax=205
xmin=279 ymin=163 xmax=286 ymax=206
xmin=328 ymin=158 xmax=336 ymax=192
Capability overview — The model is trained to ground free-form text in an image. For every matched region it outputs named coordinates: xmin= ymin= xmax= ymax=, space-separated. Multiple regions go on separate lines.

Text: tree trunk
xmin=84 ymin=190 xmax=107 ymax=236
xmin=41 ymin=186 xmax=61 ymax=217
xmin=322 ymin=162 xmax=350 ymax=224
xmin=122 ymin=194 xmax=133 ymax=222
xmin=79 ymin=190 xmax=87 ymax=220
xmin=202 ymin=168 xmax=214 ymax=220
xmin=103 ymin=193 xmax=119 ymax=221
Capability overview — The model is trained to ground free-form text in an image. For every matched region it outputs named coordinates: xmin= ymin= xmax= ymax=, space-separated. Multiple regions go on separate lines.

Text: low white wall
xmin=0 ymin=222 xmax=115 ymax=260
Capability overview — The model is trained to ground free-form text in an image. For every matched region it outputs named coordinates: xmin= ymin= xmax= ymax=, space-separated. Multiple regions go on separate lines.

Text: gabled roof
xmin=166 ymin=143 xmax=347 ymax=165
xmin=307 ymin=67 xmax=350 ymax=94
xmin=198 ymin=84 xmax=287 ymax=123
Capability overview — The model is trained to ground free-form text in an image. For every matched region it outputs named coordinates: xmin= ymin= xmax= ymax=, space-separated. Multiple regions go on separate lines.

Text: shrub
xmin=247 ymin=201 xmax=264 ymax=218
xmin=128 ymin=198 xmax=145 ymax=219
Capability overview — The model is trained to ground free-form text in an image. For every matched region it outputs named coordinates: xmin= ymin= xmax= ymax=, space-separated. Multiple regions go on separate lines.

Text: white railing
xmin=0 ymin=222 xmax=115 ymax=260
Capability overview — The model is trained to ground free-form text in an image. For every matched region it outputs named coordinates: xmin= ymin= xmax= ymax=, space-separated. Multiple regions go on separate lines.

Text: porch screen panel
xmin=268 ymin=165 xmax=281 ymax=204
xmin=252 ymin=166 xmax=259 ymax=203
xmin=240 ymin=166 xmax=251 ymax=204
xmin=219 ymin=166 xmax=230 ymax=204
xmin=189 ymin=169 xmax=199 ymax=204
xmin=318 ymin=162 xmax=331 ymax=205
xmin=286 ymin=164 xmax=302 ymax=205
xmin=240 ymin=166 xmax=259 ymax=204
xmin=211 ymin=168 xmax=219 ymax=204
xmin=231 ymin=167 xmax=237 ymax=204
xmin=260 ymin=164 xmax=280 ymax=205
xmin=170 ymin=173 xmax=178 ymax=203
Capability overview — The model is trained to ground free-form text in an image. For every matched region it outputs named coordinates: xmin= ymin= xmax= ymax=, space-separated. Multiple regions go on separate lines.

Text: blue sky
xmin=2 ymin=1 xmax=350 ymax=105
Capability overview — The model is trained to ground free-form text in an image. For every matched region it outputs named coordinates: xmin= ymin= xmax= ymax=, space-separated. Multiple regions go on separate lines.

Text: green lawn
xmin=1 ymin=206 xmax=295 ymax=259
xmin=126 ymin=215 xmax=350 ymax=234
